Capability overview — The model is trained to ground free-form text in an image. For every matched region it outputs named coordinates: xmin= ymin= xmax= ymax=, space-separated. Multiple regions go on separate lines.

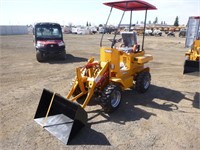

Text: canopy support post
xmin=142 ymin=8 xmax=148 ymax=50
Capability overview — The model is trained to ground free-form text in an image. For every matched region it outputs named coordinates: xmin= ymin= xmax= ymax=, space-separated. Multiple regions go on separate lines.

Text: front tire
xmin=101 ymin=84 xmax=122 ymax=113
xmin=60 ymin=51 xmax=66 ymax=60
xmin=36 ymin=50 xmax=44 ymax=62
xmin=135 ymin=72 xmax=151 ymax=93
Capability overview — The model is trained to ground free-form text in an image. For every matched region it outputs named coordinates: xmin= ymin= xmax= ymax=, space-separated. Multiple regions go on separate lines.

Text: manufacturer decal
xmin=104 ymin=49 xmax=112 ymax=53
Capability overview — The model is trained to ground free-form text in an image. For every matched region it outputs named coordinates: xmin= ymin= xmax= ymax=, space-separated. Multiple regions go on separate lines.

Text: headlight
xmin=37 ymin=42 xmax=44 ymax=47
xmin=58 ymin=41 xmax=65 ymax=46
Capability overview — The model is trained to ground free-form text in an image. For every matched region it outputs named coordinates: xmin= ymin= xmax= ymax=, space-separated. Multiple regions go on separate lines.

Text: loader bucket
xmin=34 ymin=89 xmax=87 ymax=144
xmin=183 ymin=60 xmax=200 ymax=74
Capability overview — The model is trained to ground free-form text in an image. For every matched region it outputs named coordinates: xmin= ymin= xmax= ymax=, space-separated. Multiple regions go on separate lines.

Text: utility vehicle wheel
xmin=60 ymin=51 xmax=66 ymax=60
xmin=36 ymin=51 xmax=44 ymax=62
xmin=135 ymin=72 xmax=151 ymax=93
xmin=101 ymin=84 xmax=121 ymax=113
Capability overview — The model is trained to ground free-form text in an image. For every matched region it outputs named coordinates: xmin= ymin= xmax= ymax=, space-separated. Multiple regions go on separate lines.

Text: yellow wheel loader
xmin=184 ymin=40 xmax=200 ymax=74
xmin=184 ymin=16 xmax=200 ymax=74
xmin=34 ymin=0 xmax=157 ymax=144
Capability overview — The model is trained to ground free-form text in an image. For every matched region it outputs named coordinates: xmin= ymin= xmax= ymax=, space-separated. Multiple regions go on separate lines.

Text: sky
xmin=0 ymin=0 xmax=199 ymax=26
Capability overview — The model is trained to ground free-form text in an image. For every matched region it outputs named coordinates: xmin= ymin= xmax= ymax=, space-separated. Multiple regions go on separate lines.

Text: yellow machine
xmin=185 ymin=40 xmax=200 ymax=61
xmin=67 ymin=33 xmax=153 ymax=112
xmin=34 ymin=0 xmax=157 ymax=145
xmin=184 ymin=16 xmax=200 ymax=74
xmin=184 ymin=40 xmax=200 ymax=74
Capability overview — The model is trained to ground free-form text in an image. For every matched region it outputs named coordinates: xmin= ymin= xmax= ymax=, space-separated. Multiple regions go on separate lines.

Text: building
xmin=0 ymin=25 xmax=28 ymax=35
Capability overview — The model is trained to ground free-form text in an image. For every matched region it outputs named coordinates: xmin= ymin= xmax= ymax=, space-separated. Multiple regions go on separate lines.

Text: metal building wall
xmin=0 ymin=25 xmax=28 ymax=35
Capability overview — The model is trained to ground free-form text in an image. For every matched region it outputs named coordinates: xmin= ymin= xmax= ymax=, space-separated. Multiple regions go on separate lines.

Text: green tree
xmin=148 ymin=20 xmax=151 ymax=24
xmin=153 ymin=17 xmax=158 ymax=24
xmin=174 ymin=16 xmax=179 ymax=26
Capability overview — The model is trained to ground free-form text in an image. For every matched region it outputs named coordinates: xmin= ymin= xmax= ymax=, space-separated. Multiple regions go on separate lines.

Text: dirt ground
xmin=0 ymin=33 xmax=200 ymax=150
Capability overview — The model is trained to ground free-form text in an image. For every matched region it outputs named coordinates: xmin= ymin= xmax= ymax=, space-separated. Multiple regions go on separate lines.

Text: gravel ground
xmin=0 ymin=33 xmax=200 ymax=150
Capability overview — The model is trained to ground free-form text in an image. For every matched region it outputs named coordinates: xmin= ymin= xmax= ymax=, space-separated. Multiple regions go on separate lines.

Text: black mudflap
xmin=34 ymin=89 xmax=87 ymax=144
xmin=183 ymin=60 xmax=200 ymax=74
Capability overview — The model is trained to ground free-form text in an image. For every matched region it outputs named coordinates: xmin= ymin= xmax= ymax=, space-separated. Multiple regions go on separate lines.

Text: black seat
xmin=121 ymin=32 xmax=137 ymax=47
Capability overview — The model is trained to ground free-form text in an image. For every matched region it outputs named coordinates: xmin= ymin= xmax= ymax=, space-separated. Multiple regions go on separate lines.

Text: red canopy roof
xmin=103 ymin=0 xmax=157 ymax=11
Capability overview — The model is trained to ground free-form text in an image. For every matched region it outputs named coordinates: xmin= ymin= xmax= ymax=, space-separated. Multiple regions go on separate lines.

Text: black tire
xmin=60 ymin=51 xmax=66 ymax=60
xmin=135 ymin=72 xmax=151 ymax=93
xmin=36 ymin=51 xmax=44 ymax=62
xmin=101 ymin=84 xmax=122 ymax=113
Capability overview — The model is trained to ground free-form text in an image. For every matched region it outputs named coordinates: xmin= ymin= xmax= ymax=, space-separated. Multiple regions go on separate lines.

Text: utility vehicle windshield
xmin=35 ymin=25 xmax=62 ymax=40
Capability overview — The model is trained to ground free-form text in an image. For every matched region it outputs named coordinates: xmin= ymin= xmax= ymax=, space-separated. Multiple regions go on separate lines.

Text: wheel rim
xmin=111 ymin=90 xmax=121 ymax=108
xmin=144 ymin=76 xmax=150 ymax=89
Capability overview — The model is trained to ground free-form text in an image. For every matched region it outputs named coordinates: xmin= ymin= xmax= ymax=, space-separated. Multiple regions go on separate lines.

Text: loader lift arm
xmin=67 ymin=58 xmax=109 ymax=108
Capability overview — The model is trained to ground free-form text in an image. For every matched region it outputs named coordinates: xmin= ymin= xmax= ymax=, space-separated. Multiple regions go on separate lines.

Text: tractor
xmin=33 ymin=22 xmax=66 ymax=62
xmin=34 ymin=0 xmax=157 ymax=145
xmin=184 ymin=39 xmax=200 ymax=74
xmin=184 ymin=16 xmax=200 ymax=74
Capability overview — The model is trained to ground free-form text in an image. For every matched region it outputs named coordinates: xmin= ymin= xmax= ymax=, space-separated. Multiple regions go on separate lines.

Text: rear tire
xmin=135 ymin=72 xmax=151 ymax=93
xmin=101 ymin=84 xmax=121 ymax=113
xmin=36 ymin=51 xmax=44 ymax=62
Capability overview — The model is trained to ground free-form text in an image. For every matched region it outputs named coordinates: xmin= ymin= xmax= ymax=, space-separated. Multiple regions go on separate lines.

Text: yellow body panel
xmin=100 ymin=47 xmax=152 ymax=79
xmin=110 ymin=76 xmax=133 ymax=89
xmin=185 ymin=40 xmax=200 ymax=61
xmin=135 ymin=55 xmax=153 ymax=64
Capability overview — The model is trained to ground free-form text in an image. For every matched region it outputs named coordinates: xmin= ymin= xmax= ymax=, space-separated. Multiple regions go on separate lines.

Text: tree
xmin=153 ymin=17 xmax=158 ymax=24
xmin=148 ymin=20 xmax=151 ymax=24
xmin=174 ymin=16 xmax=179 ymax=26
